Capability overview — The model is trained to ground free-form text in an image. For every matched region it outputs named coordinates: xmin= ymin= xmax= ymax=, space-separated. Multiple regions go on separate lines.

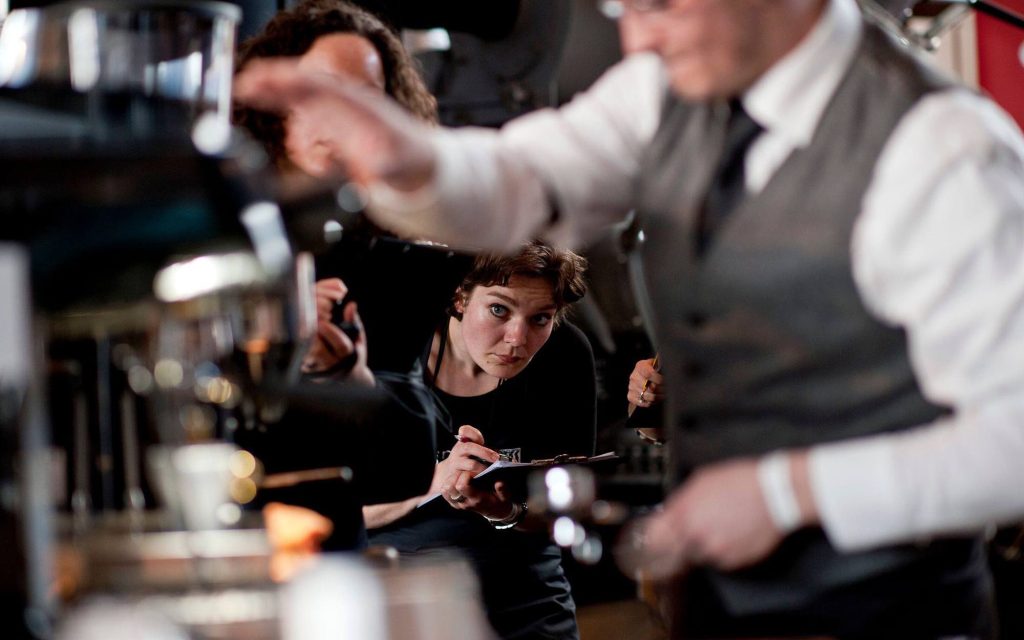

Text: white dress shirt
xmin=369 ymin=0 xmax=1024 ymax=551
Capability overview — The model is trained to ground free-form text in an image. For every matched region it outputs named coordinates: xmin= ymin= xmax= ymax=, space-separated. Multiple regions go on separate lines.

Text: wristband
xmin=757 ymin=451 xmax=802 ymax=533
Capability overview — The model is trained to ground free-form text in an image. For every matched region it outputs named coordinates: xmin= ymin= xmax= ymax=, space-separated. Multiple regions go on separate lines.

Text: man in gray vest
xmin=236 ymin=0 xmax=1024 ymax=635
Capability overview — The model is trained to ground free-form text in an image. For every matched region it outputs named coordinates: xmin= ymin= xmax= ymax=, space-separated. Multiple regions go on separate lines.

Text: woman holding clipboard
xmin=365 ymin=241 xmax=596 ymax=640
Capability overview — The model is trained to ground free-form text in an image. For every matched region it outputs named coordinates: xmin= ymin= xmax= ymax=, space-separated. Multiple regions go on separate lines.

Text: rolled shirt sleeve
xmin=367 ymin=53 xmax=665 ymax=250
xmin=814 ymin=89 xmax=1024 ymax=550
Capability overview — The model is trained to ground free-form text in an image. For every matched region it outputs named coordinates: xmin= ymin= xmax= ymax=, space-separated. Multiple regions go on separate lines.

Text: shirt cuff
xmin=809 ymin=435 xmax=910 ymax=551
xmin=364 ymin=128 xmax=479 ymax=243
xmin=366 ymin=166 xmax=445 ymax=241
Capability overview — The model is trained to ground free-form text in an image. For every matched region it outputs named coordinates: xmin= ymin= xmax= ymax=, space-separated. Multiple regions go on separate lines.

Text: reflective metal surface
xmin=0 ymin=0 xmax=239 ymax=125
xmin=0 ymin=2 xmax=574 ymax=637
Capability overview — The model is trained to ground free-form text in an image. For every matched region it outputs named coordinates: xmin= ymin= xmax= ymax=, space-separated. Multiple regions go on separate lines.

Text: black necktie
xmin=697 ymin=99 xmax=763 ymax=254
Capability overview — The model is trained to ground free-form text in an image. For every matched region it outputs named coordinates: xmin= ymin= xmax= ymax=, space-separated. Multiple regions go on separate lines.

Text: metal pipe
xmin=949 ymin=0 xmax=1024 ymax=29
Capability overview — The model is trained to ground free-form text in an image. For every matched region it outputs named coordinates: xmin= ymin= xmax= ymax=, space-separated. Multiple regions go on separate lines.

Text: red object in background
xmin=975 ymin=0 xmax=1024 ymax=128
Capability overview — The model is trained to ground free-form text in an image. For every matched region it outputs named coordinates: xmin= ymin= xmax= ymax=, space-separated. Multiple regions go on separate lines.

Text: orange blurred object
xmin=263 ymin=502 xmax=333 ymax=582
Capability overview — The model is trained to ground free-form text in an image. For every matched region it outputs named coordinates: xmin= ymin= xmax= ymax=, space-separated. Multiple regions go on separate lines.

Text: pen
xmin=627 ymin=354 xmax=659 ymax=419
xmin=451 ymin=433 xmax=508 ymax=466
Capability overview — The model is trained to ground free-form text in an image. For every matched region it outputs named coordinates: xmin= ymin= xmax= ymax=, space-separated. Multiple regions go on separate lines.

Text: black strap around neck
xmin=430 ymin=322 xmax=448 ymax=386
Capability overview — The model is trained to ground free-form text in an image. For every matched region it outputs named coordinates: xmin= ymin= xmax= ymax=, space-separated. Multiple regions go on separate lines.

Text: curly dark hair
xmin=453 ymin=241 xmax=588 ymax=325
xmin=233 ymin=0 xmax=437 ymax=164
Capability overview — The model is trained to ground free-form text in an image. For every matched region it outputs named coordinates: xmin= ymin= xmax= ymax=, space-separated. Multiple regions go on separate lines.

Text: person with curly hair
xmin=234 ymin=0 xmax=451 ymax=374
xmin=233 ymin=0 xmax=436 ymax=173
xmin=231 ymin=0 xmax=445 ymax=555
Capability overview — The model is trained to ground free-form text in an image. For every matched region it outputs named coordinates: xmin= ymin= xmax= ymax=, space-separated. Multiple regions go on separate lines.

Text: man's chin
xmin=665 ymin=62 xmax=747 ymax=102
xmin=668 ymin=76 xmax=731 ymax=102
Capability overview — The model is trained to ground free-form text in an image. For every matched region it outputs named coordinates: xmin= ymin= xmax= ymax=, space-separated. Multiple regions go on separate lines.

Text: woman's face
xmin=455 ymin=275 xmax=558 ymax=380
xmin=284 ymin=33 xmax=386 ymax=177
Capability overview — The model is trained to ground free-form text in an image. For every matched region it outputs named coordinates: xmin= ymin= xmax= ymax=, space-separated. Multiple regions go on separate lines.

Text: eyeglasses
xmin=598 ymin=0 xmax=670 ymax=20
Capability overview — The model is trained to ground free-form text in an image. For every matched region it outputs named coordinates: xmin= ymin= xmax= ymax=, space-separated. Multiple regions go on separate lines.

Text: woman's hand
xmin=434 ymin=425 xmax=514 ymax=520
xmin=628 ymin=357 xmax=664 ymax=409
xmin=301 ymin=278 xmax=374 ymax=386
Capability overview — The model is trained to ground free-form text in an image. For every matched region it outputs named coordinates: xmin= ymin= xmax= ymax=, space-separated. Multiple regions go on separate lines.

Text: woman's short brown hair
xmin=233 ymin=0 xmax=437 ymax=163
xmin=454 ymin=241 xmax=588 ymax=324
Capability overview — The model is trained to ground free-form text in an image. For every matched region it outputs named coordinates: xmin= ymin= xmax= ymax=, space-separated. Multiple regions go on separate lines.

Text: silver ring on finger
xmin=450 ymin=493 xmax=467 ymax=503
xmin=638 ymin=389 xmax=647 ymax=404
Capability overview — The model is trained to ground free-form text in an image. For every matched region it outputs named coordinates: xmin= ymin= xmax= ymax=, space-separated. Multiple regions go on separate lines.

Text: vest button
xmin=687 ymin=313 xmax=707 ymax=328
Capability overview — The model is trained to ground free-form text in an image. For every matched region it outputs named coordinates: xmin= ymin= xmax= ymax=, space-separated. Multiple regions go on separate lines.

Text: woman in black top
xmin=365 ymin=242 xmax=596 ymax=639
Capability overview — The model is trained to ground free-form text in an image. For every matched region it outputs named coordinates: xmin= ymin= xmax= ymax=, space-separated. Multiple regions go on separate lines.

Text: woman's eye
xmin=489 ymin=304 xmax=509 ymax=317
xmin=532 ymin=315 xmax=552 ymax=327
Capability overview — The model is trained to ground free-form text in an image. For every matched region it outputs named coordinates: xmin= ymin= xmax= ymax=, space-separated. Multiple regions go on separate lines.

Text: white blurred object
xmin=280 ymin=556 xmax=388 ymax=640
xmin=376 ymin=553 xmax=494 ymax=640
xmin=153 ymin=251 xmax=267 ymax=303
xmin=56 ymin=599 xmax=188 ymax=640
xmin=281 ymin=553 xmax=495 ymax=640
xmin=148 ymin=443 xmax=238 ymax=531
xmin=0 ymin=244 xmax=31 ymax=388
xmin=402 ymin=28 xmax=451 ymax=54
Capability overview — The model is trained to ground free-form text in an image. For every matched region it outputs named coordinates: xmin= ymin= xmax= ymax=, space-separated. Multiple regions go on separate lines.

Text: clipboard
xmin=416 ymin=451 xmax=619 ymax=508
xmin=469 ymin=451 xmax=619 ymax=490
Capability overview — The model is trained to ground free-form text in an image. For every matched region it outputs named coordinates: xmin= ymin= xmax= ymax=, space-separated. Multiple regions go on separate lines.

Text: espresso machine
xmin=0 ymin=1 xmax=507 ymax=636
xmin=0 ymin=2 xmax=320 ymax=637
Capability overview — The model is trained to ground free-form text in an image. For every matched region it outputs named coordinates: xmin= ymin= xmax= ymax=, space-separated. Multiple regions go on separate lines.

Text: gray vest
xmin=633 ymin=22 xmax=989 ymax=620
xmin=635 ymin=24 xmax=949 ymax=475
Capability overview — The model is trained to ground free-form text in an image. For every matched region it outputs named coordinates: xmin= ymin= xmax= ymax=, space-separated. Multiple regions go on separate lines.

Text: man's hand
xmin=628 ymin=455 xmax=819 ymax=580
xmin=234 ymin=59 xmax=436 ymax=191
